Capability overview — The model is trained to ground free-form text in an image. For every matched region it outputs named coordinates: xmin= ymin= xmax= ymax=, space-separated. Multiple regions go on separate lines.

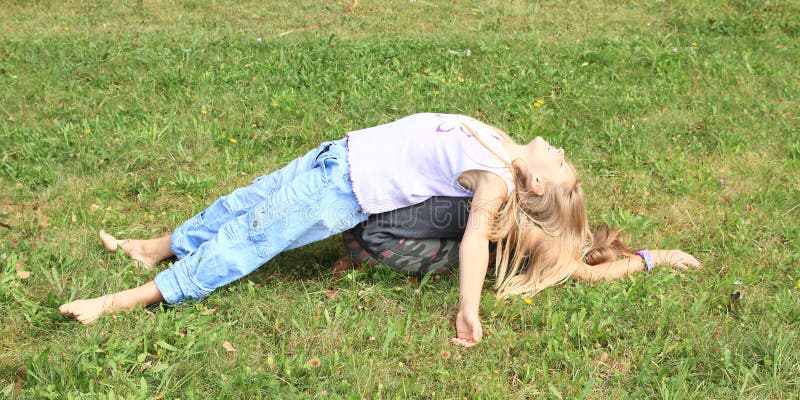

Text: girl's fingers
xmin=473 ymin=326 xmax=483 ymax=342
xmin=673 ymin=251 xmax=701 ymax=268
xmin=685 ymin=256 xmax=700 ymax=267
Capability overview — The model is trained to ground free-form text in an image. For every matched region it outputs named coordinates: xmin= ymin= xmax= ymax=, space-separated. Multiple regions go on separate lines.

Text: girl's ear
xmin=513 ymin=159 xmax=543 ymax=196
xmin=530 ymin=176 xmax=544 ymax=196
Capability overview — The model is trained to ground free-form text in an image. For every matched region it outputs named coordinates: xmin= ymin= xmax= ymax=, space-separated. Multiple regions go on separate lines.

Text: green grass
xmin=1 ymin=0 xmax=799 ymax=398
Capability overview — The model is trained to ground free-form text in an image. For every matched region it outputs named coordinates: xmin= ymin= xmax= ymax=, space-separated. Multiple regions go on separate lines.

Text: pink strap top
xmin=346 ymin=113 xmax=515 ymax=214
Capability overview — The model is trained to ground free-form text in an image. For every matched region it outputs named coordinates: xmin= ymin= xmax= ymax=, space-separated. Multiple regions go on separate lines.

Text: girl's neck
xmin=500 ymin=142 xmax=528 ymax=161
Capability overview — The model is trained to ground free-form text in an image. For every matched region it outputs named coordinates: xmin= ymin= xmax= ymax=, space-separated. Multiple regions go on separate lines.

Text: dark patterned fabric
xmin=340 ymin=196 xmax=499 ymax=276
xmin=342 ymin=230 xmax=461 ymax=276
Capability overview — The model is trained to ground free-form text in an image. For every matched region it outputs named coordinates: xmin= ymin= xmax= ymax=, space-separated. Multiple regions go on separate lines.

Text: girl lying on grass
xmin=59 ymin=113 xmax=700 ymax=347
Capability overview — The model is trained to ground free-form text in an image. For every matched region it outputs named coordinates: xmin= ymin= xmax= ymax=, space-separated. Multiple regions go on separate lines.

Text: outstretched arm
xmin=452 ymin=172 xmax=506 ymax=348
xmin=571 ymin=250 xmax=700 ymax=282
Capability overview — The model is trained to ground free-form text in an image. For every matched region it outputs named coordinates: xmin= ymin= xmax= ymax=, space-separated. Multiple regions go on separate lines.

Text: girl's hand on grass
xmin=651 ymin=250 xmax=701 ymax=271
xmin=452 ymin=310 xmax=482 ymax=348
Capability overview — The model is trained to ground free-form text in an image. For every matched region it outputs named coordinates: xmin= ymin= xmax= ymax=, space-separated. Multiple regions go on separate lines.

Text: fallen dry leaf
xmin=89 ymin=204 xmax=100 ymax=213
xmin=14 ymin=261 xmax=30 ymax=279
xmin=222 ymin=341 xmax=236 ymax=352
xmin=591 ymin=352 xmax=610 ymax=368
xmin=324 ymin=287 xmax=339 ymax=300
xmin=37 ymin=209 xmax=49 ymax=228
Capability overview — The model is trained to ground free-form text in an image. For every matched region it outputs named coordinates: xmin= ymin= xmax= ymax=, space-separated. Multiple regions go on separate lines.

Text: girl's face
xmin=524 ymin=136 xmax=576 ymax=193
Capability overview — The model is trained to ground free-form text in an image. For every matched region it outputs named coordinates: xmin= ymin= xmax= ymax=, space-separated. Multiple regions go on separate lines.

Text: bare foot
xmin=59 ymin=295 xmax=113 ymax=325
xmin=59 ymin=281 xmax=164 ymax=325
xmin=99 ymin=230 xmax=161 ymax=268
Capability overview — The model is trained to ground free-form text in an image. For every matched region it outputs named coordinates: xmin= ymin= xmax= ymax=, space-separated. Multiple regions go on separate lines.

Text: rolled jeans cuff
xmin=154 ymin=267 xmax=210 ymax=305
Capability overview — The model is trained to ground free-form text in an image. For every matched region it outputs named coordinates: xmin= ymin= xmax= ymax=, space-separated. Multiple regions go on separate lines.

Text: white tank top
xmin=346 ymin=113 xmax=515 ymax=214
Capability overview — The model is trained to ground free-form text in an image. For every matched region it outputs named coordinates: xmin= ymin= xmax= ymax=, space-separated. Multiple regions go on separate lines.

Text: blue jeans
xmin=154 ymin=138 xmax=367 ymax=304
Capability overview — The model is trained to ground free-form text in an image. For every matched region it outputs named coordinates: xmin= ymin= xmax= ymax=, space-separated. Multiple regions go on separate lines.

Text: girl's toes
xmin=99 ymin=230 xmax=119 ymax=252
xmin=59 ymin=303 xmax=74 ymax=315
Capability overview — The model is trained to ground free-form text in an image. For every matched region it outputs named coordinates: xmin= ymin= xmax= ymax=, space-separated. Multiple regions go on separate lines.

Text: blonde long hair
xmin=464 ymin=121 xmax=620 ymax=299
xmin=492 ymin=159 xmax=590 ymax=298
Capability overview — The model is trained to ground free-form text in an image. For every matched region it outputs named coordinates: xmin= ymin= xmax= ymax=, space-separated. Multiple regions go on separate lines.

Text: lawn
xmin=1 ymin=0 xmax=799 ymax=398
